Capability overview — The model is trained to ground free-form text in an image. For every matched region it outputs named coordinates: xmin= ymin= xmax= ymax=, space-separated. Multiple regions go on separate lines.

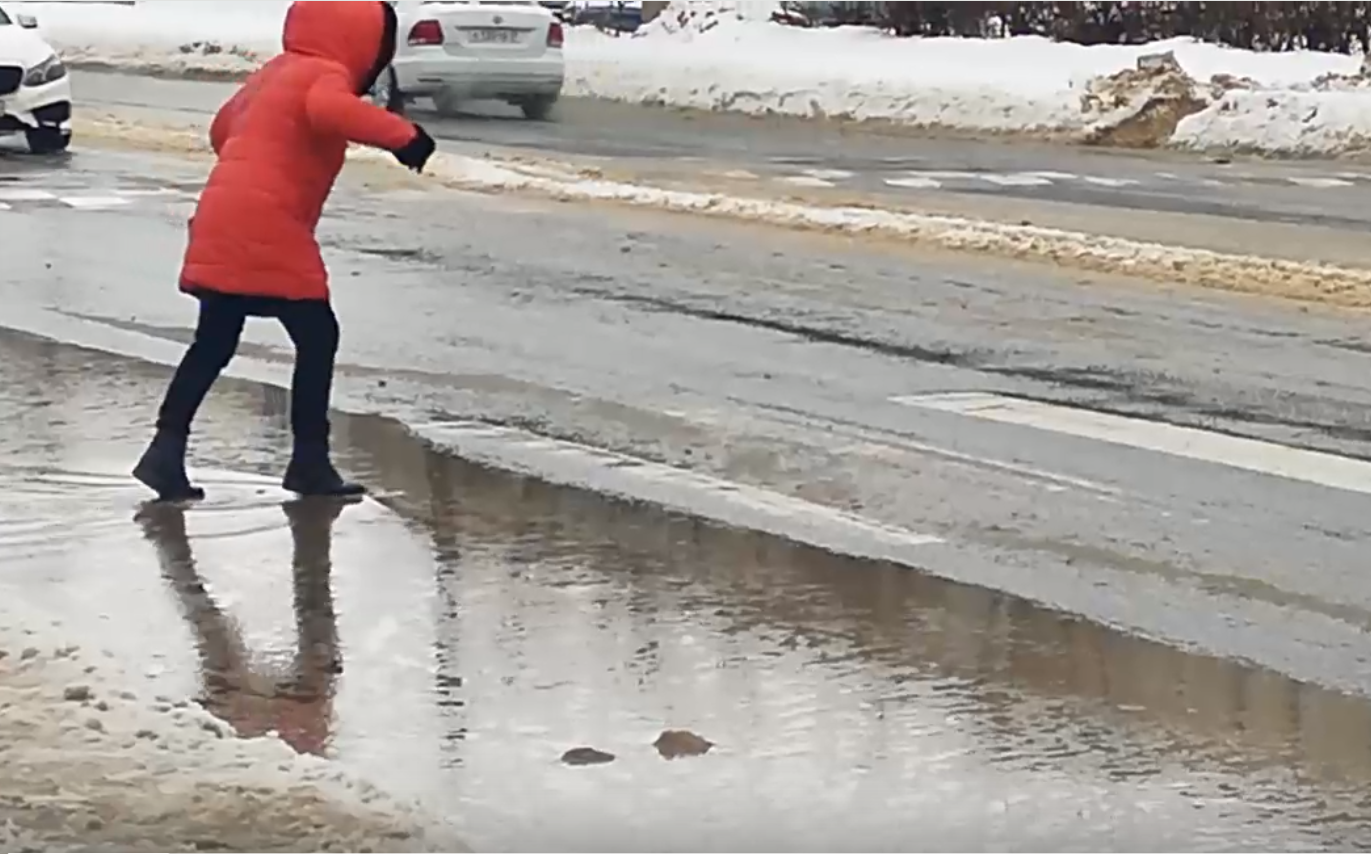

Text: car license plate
xmin=466 ymin=27 xmax=521 ymax=44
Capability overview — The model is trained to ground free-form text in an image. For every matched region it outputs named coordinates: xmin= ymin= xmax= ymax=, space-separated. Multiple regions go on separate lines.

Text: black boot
xmin=283 ymin=441 xmax=366 ymax=497
xmin=133 ymin=430 xmax=205 ymax=502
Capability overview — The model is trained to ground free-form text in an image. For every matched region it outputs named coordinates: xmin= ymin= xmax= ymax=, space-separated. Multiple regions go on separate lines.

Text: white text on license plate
xmin=467 ymin=27 xmax=520 ymax=44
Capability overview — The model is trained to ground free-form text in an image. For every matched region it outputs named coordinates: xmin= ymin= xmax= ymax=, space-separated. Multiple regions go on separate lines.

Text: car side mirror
xmin=16 ymin=13 xmax=38 ymax=28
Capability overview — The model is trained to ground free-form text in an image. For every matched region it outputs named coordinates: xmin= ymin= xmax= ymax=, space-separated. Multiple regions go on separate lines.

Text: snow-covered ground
xmin=0 ymin=588 xmax=468 ymax=852
xmin=14 ymin=0 xmax=1371 ymax=156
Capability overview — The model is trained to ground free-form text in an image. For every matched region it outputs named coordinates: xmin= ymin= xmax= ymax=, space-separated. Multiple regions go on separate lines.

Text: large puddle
xmin=1 ymin=328 xmax=1370 ymax=851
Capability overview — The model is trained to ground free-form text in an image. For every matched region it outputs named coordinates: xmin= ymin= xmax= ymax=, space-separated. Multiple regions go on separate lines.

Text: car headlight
xmin=23 ymin=54 xmax=67 ymax=87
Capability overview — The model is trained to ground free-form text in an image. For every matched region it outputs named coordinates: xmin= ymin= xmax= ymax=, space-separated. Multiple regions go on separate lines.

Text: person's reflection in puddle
xmin=135 ymin=498 xmax=356 ymax=757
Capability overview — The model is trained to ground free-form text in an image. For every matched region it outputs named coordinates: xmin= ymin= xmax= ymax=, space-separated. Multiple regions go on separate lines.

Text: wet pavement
xmin=72 ymin=70 xmax=1371 ymax=231
xmin=8 ymin=132 xmax=1371 ymax=848
xmin=11 ymin=144 xmax=1371 ymax=693
xmin=7 ymin=321 xmax=1371 ymax=852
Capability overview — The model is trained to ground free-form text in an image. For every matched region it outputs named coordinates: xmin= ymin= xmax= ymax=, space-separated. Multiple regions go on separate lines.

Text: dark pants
xmin=156 ymin=292 xmax=340 ymax=445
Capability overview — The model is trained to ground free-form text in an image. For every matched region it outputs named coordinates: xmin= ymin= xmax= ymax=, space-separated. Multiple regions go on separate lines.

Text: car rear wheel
xmin=369 ymin=67 xmax=404 ymax=115
xmin=518 ymin=95 xmax=558 ymax=121
xmin=26 ymin=127 xmax=70 ymax=155
xmin=432 ymin=89 xmax=462 ymax=118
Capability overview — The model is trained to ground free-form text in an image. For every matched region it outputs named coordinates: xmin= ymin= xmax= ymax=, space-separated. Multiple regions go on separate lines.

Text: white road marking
xmin=718 ymin=169 xmax=759 ymax=180
xmin=112 ymin=188 xmax=184 ymax=197
xmin=663 ymin=403 xmax=1121 ymax=497
xmin=894 ymin=391 xmax=1371 ymax=496
xmin=1287 ymin=176 xmax=1355 ymax=189
xmin=1023 ymin=170 xmax=1080 ymax=180
xmin=0 ymin=202 xmax=10 ymax=211
xmin=778 ymin=175 xmax=836 ymax=189
xmin=60 ymin=195 xmax=134 ymax=210
xmin=832 ymin=438 xmax=1121 ymax=497
xmin=0 ymin=188 xmax=56 ymax=201
xmin=905 ymin=170 xmax=981 ymax=181
xmin=884 ymin=176 xmax=943 ymax=190
xmin=1082 ymin=176 xmax=1143 ymax=188
xmin=802 ymin=168 xmax=855 ymax=181
xmin=407 ymin=420 xmax=945 ymax=555
xmin=978 ymin=173 xmax=1053 ymax=187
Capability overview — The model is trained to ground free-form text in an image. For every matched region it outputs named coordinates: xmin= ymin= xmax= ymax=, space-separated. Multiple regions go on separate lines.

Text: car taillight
xmin=547 ymin=21 xmax=564 ymax=48
xmin=408 ymin=19 xmax=445 ymax=46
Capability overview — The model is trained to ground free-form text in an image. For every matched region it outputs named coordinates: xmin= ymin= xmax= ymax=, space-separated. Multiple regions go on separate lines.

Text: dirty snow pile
xmin=0 ymin=600 xmax=467 ymax=852
xmin=21 ymin=0 xmax=1371 ymax=155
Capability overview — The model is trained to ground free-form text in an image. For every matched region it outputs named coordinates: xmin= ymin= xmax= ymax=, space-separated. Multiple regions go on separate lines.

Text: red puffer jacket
xmin=180 ymin=1 xmax=419 ymax=302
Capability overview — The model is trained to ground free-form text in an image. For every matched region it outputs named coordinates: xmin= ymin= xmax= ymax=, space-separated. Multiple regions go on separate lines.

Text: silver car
xmin=377 ymin=0 xmax=566 ymax=120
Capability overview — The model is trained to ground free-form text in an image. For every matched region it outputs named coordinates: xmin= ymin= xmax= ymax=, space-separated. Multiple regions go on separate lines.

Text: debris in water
xmin=561 ymin=747 xmax=616 ymax=767
xmin=63 ymin=685 xmax=93 ymax=703
xmin=654 ymin=730 xmax=714 ymax=760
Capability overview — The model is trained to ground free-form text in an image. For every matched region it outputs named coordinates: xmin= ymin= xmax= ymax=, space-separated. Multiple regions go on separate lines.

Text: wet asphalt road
xmin=6 ymin=313 xmax=1371 ymax=851
xmin=71 ymin=70 xmax=1371 ymax=231
xmin=7 ymin=145 xmax=1371 ymax=690
xmin=7 ymin=140 xmax=1371 ymax=848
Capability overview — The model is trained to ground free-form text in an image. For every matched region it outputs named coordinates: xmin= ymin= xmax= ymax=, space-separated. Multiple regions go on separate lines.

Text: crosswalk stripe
xmin=1083 ymin=176 xmax=1142 ymax=187
xmin=779 ymin=168 xmax=1371 ymax=193
xmin=979 ymin=173 xmax=1053 ymax=187
xmin=60 ymin=196 xmax=134 ymax=210
xmin=1287 ymin=176 xmax=1354 ymax=188
xmin=0 ymin=188 xmax=57 ymax=202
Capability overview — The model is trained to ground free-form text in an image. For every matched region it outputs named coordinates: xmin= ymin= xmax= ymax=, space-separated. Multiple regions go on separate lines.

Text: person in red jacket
xmin=134 ymin=0 xmax=435 ymax=501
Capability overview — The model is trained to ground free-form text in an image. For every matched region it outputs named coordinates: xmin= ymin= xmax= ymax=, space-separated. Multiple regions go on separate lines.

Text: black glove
xmin=392 ymin=124 xmax=435 ymax=173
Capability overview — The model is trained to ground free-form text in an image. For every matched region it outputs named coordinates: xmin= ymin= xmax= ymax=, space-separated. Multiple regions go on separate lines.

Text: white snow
xmin=13 ymin=0 xmax=282 ymax=77
xmin=0 ymin=600 xmax=469 ymax=851
xmin=567 ymin=20 xmax=1338 ymax=126
xmin=1171 ymin=86 xmax=1371 ymax=155
xmin=16 ymin=0 xmax=1371 ymax=155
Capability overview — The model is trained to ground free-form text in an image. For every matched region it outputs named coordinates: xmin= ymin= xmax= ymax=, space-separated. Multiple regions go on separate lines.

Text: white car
xmin=378 ymin=0 xmax=565 ymax=120
xmin=0 ymin=4 xmax=71 ymax=153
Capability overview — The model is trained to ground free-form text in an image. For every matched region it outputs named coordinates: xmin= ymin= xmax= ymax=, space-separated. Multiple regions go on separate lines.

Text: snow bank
xmin=74 ymin=110 xmax=1371 ymax=310
xmin=25 ymin=0 xmax=1371 ymax=154
xmin=0 ymin=573 xmax=466 ymax=850
xmin=17 ymin=0 xmax=281 ymax=79
xmin=1172 ymin=77 xmax=1371 ymax=155
xmin=566 ymin=1 xmax=1371 ymax=155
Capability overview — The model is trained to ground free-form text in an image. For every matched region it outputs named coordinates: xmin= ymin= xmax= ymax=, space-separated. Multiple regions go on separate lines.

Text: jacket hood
xmin=282 ymin=1 xmax=397 ymax=95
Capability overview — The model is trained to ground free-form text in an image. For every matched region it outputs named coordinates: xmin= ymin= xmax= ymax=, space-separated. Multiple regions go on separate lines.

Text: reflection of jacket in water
xmin=181 ymin=1 xmax=419 ymax=302
xmin=138 ymin=500 xmax=346 ymax=758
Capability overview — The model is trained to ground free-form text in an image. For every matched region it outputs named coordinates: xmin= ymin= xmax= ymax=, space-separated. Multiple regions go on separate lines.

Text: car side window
xmin=0 ymin=8 xmax=11 ymax=26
